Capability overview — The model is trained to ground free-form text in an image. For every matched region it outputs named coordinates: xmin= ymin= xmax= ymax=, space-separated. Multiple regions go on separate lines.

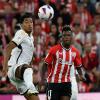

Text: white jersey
xmin=8 ymin=29 xmax=34 ymax=66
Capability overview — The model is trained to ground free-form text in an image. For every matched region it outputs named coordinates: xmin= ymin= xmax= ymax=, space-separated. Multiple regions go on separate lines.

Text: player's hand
xmin=79 ymin=75 xmax=86 ymax=82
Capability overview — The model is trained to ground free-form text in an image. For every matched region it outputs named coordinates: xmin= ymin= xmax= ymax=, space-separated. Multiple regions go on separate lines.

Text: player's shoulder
xmin=49 ymin=44 xmax=61 ymax=52
xmin=51 ymin=44 xmax=60 ymax=49
xmin=15 ymin=29 xmax=26 ymax=36
xmin=71 ymin=45 xmax=80 ymax=53
xmin=15 ymin=29 xmax=23 ymax=34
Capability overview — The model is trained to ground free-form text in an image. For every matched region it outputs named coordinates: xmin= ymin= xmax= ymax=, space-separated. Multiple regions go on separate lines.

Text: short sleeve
xmin=12 ymin=30 xmax=25 ymax=45
xmin=44 ymin=48 xmax=53 ymax=65
xmin=74 ymin=50 xmax=82 ymax=68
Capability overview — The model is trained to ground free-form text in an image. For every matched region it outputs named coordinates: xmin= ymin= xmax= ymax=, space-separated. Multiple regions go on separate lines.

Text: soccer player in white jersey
xmin=3 ymin=13 xmax=40 ymax=100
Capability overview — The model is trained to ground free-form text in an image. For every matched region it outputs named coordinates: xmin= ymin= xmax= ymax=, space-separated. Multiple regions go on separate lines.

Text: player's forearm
xmin=76 ymin=67 xmax=83 ymax=76
xmin=3 ymin=45 xmax=13 ymax=69
xmin=76 ymin=67 xmax=85 ymax=81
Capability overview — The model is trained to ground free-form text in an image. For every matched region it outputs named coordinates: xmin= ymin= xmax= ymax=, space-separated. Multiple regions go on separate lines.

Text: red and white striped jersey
xmin=44 ymin=44 xmax=82 ymax=83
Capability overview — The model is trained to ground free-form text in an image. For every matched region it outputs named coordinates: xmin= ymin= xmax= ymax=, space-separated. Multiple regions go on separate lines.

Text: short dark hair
xmin=58 ymin=25 xmax=72 ymax=38
xmin=20 ymin=12 xmax=33 ymax=24
xmin=62 ymin=25 xmax=72 ymax=33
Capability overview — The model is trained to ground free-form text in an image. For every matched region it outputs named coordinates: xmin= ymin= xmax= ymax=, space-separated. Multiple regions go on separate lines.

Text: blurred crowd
xmin=0 ymin=0 xmax=100 ymax=94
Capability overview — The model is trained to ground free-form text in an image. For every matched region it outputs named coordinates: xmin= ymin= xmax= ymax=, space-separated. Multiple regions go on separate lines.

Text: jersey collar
xmin=60 ymin=43 xmax=71 ymax=51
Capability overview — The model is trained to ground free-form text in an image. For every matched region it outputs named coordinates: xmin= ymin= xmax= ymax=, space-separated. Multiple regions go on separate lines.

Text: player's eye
xmin=63 ymin=34 xmax=71 ymax=37
xmin=24 ymin=18 xmax=33 ymax=23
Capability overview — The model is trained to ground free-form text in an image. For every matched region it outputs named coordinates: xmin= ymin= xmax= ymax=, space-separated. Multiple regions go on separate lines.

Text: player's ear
xmin=20 ymin=24 xmax=23 ymax=29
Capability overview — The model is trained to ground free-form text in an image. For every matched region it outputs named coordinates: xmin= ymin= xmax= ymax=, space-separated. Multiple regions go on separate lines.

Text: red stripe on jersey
xmin=54 ymin=63 xmax=62 ymax=83
xmin=47 ymin=61 xmax=56 ymax=83
xmin=51 ymin=51 xmax=59 ymax=82
xmin=61 ymin=64 xmax=69 ymax=82
xmin=47 ymin=64 xmax=52 ymax=83
xmin=67 ymin=65 xmax=71 ymax=82
xmin=47 ymin=57 xmax=58 ymax=83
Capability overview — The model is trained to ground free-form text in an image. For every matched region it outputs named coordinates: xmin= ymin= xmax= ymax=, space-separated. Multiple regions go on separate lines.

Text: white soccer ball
xmin=38 ymin=5 xmax=54 ymax=20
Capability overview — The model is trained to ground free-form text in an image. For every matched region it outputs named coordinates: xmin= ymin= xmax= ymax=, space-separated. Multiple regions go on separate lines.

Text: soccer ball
xmin=38 ymin=5 xmax=54 ymax=20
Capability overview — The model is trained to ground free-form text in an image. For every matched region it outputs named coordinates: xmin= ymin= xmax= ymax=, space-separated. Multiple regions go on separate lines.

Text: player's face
xmin=22 ymin=18 xmax=33 ymax=34
xmin=62 ymin=31 xmax=72 ymax=46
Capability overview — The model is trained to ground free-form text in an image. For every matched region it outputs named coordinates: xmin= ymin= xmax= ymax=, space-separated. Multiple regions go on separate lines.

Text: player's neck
xmin=23 ymin=29 xmax=31 ymax=36
xmin=25 ymin=31 xmax=31 ymax=36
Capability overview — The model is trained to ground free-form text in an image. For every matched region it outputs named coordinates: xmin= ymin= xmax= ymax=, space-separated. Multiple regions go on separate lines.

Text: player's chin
xmin=27 ymin=29 xmax=32 ymax=33
xmin=65 ymin=42 xmax=71 ymax=46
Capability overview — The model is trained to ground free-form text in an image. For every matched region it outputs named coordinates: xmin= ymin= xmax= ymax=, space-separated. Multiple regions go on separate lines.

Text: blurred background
xmin=0 ymin=0 xmax=100 ymax=99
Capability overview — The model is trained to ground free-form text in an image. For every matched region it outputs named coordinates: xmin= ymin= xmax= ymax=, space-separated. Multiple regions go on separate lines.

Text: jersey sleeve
xmin=44 ymin=48 xmax=54 ymax=65
xmin=74 ymin=50 xmax=82 ymax=68
xmin=12 ymin=30 xmax=25 ymax=45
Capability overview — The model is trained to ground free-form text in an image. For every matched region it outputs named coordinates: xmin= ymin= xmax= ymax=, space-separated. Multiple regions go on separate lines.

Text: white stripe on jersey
xmin=58 ymin=49 xmax=66 ymax=83
xmin=65 ymin=49 xmax=72 ymax=82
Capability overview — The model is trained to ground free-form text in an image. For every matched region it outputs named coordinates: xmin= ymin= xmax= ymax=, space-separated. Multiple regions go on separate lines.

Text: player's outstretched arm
xmin=3 ymin=41 xmax=17 ymax=76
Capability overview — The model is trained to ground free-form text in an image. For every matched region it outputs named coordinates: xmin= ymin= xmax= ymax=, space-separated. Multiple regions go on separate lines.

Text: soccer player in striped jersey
xmin=44 ymin=25 xmax=85 ymax=100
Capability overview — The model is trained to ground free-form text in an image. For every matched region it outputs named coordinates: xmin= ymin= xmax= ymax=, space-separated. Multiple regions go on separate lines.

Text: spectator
xmin=0 ymin=0 xmax=6 ymax=15
xmin=60 ymin=4 xmax=72 ymax=25
xmin=86 ymin=24 xmax=100 ymax=44
xmin=56 ymin=16 xmax=63 ymax=33
xmin=95 ymin=2 xmax=100 ymax=14
xmin=93 ymin=13 xmax=100 ymax=32
xmin=73 ymin=23 xmax=85 ymax=45
xmin=33 ymin=24 xmax=46 ymax=63
xmin=82 ymin=0 xmax=96 ymax=16
xmin=0 ymin=18 xmax=11 ymax=50
xmin=49 ymin=24 xmax=60 ymax=42
xmin=77 ymin=3 xmax=93 ymax=31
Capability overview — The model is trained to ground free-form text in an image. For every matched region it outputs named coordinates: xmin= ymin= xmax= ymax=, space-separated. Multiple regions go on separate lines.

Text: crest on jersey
xmin=72 ymin=52 xmax=76 ymax=58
